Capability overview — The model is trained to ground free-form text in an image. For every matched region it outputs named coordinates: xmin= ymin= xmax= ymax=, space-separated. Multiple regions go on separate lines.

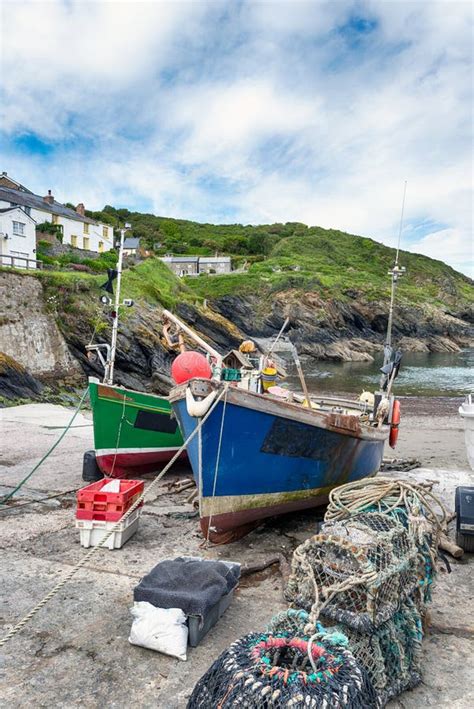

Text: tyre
xmin=82 ymin=450 xmax=104 ymax=482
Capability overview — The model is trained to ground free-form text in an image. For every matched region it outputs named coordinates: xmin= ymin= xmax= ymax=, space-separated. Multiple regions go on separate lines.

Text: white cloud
xmin=0 ymin=0 xmax=472 ymax=276
xmin=408 ymin=228 xmax=473 ymax=277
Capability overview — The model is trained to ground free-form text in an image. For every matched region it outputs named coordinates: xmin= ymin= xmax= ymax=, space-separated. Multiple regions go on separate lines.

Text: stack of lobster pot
xmin=282 ymin=511 xmax=427 ymax=706
xmin=187 ymin=479 xmax=443 ymax=709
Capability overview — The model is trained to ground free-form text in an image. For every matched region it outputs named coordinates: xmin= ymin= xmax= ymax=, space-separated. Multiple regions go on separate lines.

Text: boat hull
xmin=89 ymin=379 xmax=184 ymax=477
xmin=171 ymin=381 xmax=388 ymax=542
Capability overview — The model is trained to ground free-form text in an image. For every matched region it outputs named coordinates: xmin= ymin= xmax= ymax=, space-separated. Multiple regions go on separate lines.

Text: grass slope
xmin=185 ymin=228 xmax=473 ymax=308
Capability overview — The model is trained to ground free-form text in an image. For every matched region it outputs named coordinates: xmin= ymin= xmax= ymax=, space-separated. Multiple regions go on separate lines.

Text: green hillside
xmin=184 ymin=230 xmax=473 ymax=309
xmin=83 ymin=206 xmax=472 ymax=310
xmin=86 ymin=205 xmax=307 ymax=258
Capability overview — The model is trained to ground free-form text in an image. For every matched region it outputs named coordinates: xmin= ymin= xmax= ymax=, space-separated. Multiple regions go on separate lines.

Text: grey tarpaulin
xmin=133 ymin=557 xmax=240 ymax=621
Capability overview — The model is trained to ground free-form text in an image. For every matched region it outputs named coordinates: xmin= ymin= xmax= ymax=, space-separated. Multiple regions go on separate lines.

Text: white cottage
xmin=0 ymin=172 xmax=114 ymax=254
xmin=0 ymin=206 xmax=38 ymax=268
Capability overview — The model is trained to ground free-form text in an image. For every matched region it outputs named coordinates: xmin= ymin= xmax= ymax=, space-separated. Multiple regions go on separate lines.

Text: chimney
xmin=43 ymin=189 xmax=54 ymax=204
xmin=76 ymin=203 xmax=85 ymax=217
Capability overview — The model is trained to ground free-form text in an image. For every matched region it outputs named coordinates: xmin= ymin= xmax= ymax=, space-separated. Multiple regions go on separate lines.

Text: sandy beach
xmin=392 ymin=396 xmax=469 ymax=470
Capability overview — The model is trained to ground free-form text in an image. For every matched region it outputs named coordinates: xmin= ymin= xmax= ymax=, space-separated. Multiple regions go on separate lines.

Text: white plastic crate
xmin=75 ymin=507 xmax=141 ymax=549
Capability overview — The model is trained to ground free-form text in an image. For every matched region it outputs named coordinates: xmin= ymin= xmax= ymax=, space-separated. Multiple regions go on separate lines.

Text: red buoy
xmin=171 ymin=351 xmax=212 ymax=384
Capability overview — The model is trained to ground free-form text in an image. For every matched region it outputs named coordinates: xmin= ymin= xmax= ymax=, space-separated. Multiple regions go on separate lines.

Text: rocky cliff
xmin=0 ymin=266 xmax=472 ymax=403
xmin=0 ymin=272 xmax=83 ymax=401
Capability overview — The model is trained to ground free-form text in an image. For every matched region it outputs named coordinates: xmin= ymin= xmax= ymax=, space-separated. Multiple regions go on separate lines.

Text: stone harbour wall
xmin=0 ymin=272 xmax=80 ymax=377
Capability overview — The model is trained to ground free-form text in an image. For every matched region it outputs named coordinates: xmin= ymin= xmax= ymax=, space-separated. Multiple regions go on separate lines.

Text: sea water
xmin=287 ymin=348 xmax=473 ymax=397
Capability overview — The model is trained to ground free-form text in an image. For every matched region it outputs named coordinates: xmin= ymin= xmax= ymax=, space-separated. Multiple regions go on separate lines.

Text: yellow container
xmin=261 ymin=367 xmax=277 ymax=391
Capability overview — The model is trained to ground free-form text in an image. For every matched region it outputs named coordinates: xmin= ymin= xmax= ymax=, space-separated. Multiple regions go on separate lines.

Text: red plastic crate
xmin=76 ymin=479 xmax=144 ymax=518
xmin=76 ymin=499 xmax=144 ymax=522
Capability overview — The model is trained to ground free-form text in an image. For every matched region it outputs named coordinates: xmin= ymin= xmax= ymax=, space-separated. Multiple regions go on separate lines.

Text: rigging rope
xmin=205 ymin=384 xmax=229 ymax=546
xmin=0 ymin=385 xmax=227 ymax=648
xmin=0 ymin=387 xmax=89 ymax=505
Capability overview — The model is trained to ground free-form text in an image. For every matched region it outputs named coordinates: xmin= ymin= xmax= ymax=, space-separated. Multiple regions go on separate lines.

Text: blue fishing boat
xmin=170 ymin=378 xmax=393 ymax=543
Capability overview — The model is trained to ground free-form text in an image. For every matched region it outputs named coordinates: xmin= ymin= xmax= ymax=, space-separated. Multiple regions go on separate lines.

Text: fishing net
xmin=268 ymin=600 xmax=423 ymax=707
xmin=325 ymin=478 xmax=445 ymax=608
xmin=187 ymin=625 xmax=378 ymax=708
xmin=188 ymin=479 xmax=443 ymax=708
xmin=285 ymin=512 xmax=418 ymax=631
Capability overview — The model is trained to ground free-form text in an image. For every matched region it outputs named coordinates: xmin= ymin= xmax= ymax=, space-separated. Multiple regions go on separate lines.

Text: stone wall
xmin=0 ymin=272 xmax=80 ymax=377
xmin=36 ymin=238 xmax=103 ymax=260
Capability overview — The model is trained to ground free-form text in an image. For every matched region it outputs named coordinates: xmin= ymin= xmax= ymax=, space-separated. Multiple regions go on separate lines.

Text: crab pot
xmin=285 ymin=513 xmax=418 ymax=631
xmin=187 ymin=628 xmax=377 ymax=709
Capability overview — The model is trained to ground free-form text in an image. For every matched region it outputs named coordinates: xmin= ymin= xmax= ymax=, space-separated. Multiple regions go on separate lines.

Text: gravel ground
xmin=0 ymin=402 xmax=472 ymax=708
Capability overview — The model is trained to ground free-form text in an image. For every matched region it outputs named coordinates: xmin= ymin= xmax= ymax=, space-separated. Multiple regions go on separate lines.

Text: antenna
xmin=395 ymin=180 xmax=407 ymax=267
xmin=380 ymin=182 xmax=407 ymax=387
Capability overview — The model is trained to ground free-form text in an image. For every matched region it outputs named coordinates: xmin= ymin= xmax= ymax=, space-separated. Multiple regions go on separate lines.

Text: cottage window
xmin=98 ymin=241 xmax=104 ymax=253
xmin=83 ymin=236 xmax=90 ymax=250
xmin=71 ymin=235 xmax=78 ymax=248
xmin=52 ymin=214 xmax=59 ymax=225
xmin=12 ymin=221 xmax=26 ymax=236
xmin=83 ymin=222 xmax=90 ymax=234
xmin=102 ymin=226 xmax=108 ymax=238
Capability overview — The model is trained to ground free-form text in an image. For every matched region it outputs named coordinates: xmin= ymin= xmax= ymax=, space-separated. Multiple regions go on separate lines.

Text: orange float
xmin=389 ymin=399 xmax=401 ymax=448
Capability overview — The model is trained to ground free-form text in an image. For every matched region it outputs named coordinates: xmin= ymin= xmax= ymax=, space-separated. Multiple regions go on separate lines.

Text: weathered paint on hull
xmin=171 ymin=381 xmax=387 ymax=542
xmin=89 ymin=378 xmax=184 ymax=478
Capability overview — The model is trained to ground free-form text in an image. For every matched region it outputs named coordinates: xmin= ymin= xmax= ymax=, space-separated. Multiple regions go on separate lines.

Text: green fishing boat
xmin=85 ymin=223 xmax=186 ymax=478
xmin=88 ymin=377 xmax=183 ymax=477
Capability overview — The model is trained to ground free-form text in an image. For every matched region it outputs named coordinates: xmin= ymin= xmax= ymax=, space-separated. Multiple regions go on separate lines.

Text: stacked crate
xmin=75 ymin=479 xmax=144 ymax=549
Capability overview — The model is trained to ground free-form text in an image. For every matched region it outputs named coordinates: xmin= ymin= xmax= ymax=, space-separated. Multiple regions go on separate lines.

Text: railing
xmin=0 ymin=254 xmax=43 ymax=270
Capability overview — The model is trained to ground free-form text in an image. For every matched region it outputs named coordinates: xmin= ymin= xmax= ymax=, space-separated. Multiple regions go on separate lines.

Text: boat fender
xmin=186 ymin=387 xmax=218 ymax=418
xmin=389 ymin=399 xmax=401 ymax=448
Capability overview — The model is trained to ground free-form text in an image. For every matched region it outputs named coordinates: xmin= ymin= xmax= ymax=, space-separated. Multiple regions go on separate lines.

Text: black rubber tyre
xmin=82 ymin=450 xmax=104 ymax=482
xmin=456 ymin=531 xmax=474 ymax=553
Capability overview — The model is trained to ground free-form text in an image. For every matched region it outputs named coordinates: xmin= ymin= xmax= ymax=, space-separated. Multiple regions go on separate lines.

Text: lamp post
xmin=107 ymin=222 xmax=131 ymax=384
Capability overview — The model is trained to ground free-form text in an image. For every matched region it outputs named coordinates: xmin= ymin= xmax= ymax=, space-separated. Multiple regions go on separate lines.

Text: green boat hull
xmin=88 ymin=378 xmax=184 ymax=477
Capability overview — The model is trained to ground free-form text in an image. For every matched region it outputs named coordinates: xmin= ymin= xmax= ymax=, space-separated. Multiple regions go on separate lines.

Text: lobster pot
xmin=328 ymin=599 xmax=423 ymax=706
xmin=268 ymin=601 xmax=423 ymax=708
xmin=187 ymin=627 xmax=378 ymax=709
xmin=382 ymin=506 xmax=437 ymax=609
xmin=325 ymin=478 xmax=443 ymax=588
xmin=285 ymin=513 xmax=418 ymax=631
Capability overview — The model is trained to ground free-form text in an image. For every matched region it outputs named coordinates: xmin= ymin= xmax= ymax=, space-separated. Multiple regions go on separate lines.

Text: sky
xmin=0 ymin=0 xmax=472 ymax=276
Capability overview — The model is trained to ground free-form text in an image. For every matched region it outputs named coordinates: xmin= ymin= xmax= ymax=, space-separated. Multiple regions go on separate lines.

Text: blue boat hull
xmin=171 ymin=382 xmax=388 ymax=542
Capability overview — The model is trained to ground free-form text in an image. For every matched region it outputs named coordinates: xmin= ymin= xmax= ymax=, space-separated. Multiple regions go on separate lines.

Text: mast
xmin=106 ymin=223 xmax=130 ymax=384
xmin=380 ymin=182 xmax=407 ymax=387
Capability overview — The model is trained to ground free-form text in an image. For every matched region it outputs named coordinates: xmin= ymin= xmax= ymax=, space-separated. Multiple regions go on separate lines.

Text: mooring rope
xmin=109 ymin=391 xmax=127 ymax=478
xmin=325 ymin=477 xmax=447 ymax=531
xmin=0 ymin=488 xmax=80 ymax=514
xmin=0 ymin=385 xmax=227 ymax=648
xmin=1 ymin=387 xmax=90 ymax=505
xmin=205 ymin=384 xmax=229 ymax=546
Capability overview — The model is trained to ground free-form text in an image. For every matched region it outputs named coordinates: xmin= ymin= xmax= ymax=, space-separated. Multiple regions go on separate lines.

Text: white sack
xmin=128 ymin=602 xmax=188 ymax=661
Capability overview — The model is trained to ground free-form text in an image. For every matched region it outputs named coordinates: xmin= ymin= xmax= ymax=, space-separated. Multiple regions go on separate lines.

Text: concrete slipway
xmin=0 ymin=404 xmax=473 ymax=708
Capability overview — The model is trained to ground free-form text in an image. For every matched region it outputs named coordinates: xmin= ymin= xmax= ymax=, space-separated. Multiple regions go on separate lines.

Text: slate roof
xmin=0 ymin=206 xmax=37 ymax=222
xmin=123 ymin=237 xmax=140 ymax=249
xmin=0 ymin=186 xmax=100 ymax=225
xmin=161 ymin=256 xmax=199 ymax=263
xmin=198 ymin=256 xmax=231 ymax=263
